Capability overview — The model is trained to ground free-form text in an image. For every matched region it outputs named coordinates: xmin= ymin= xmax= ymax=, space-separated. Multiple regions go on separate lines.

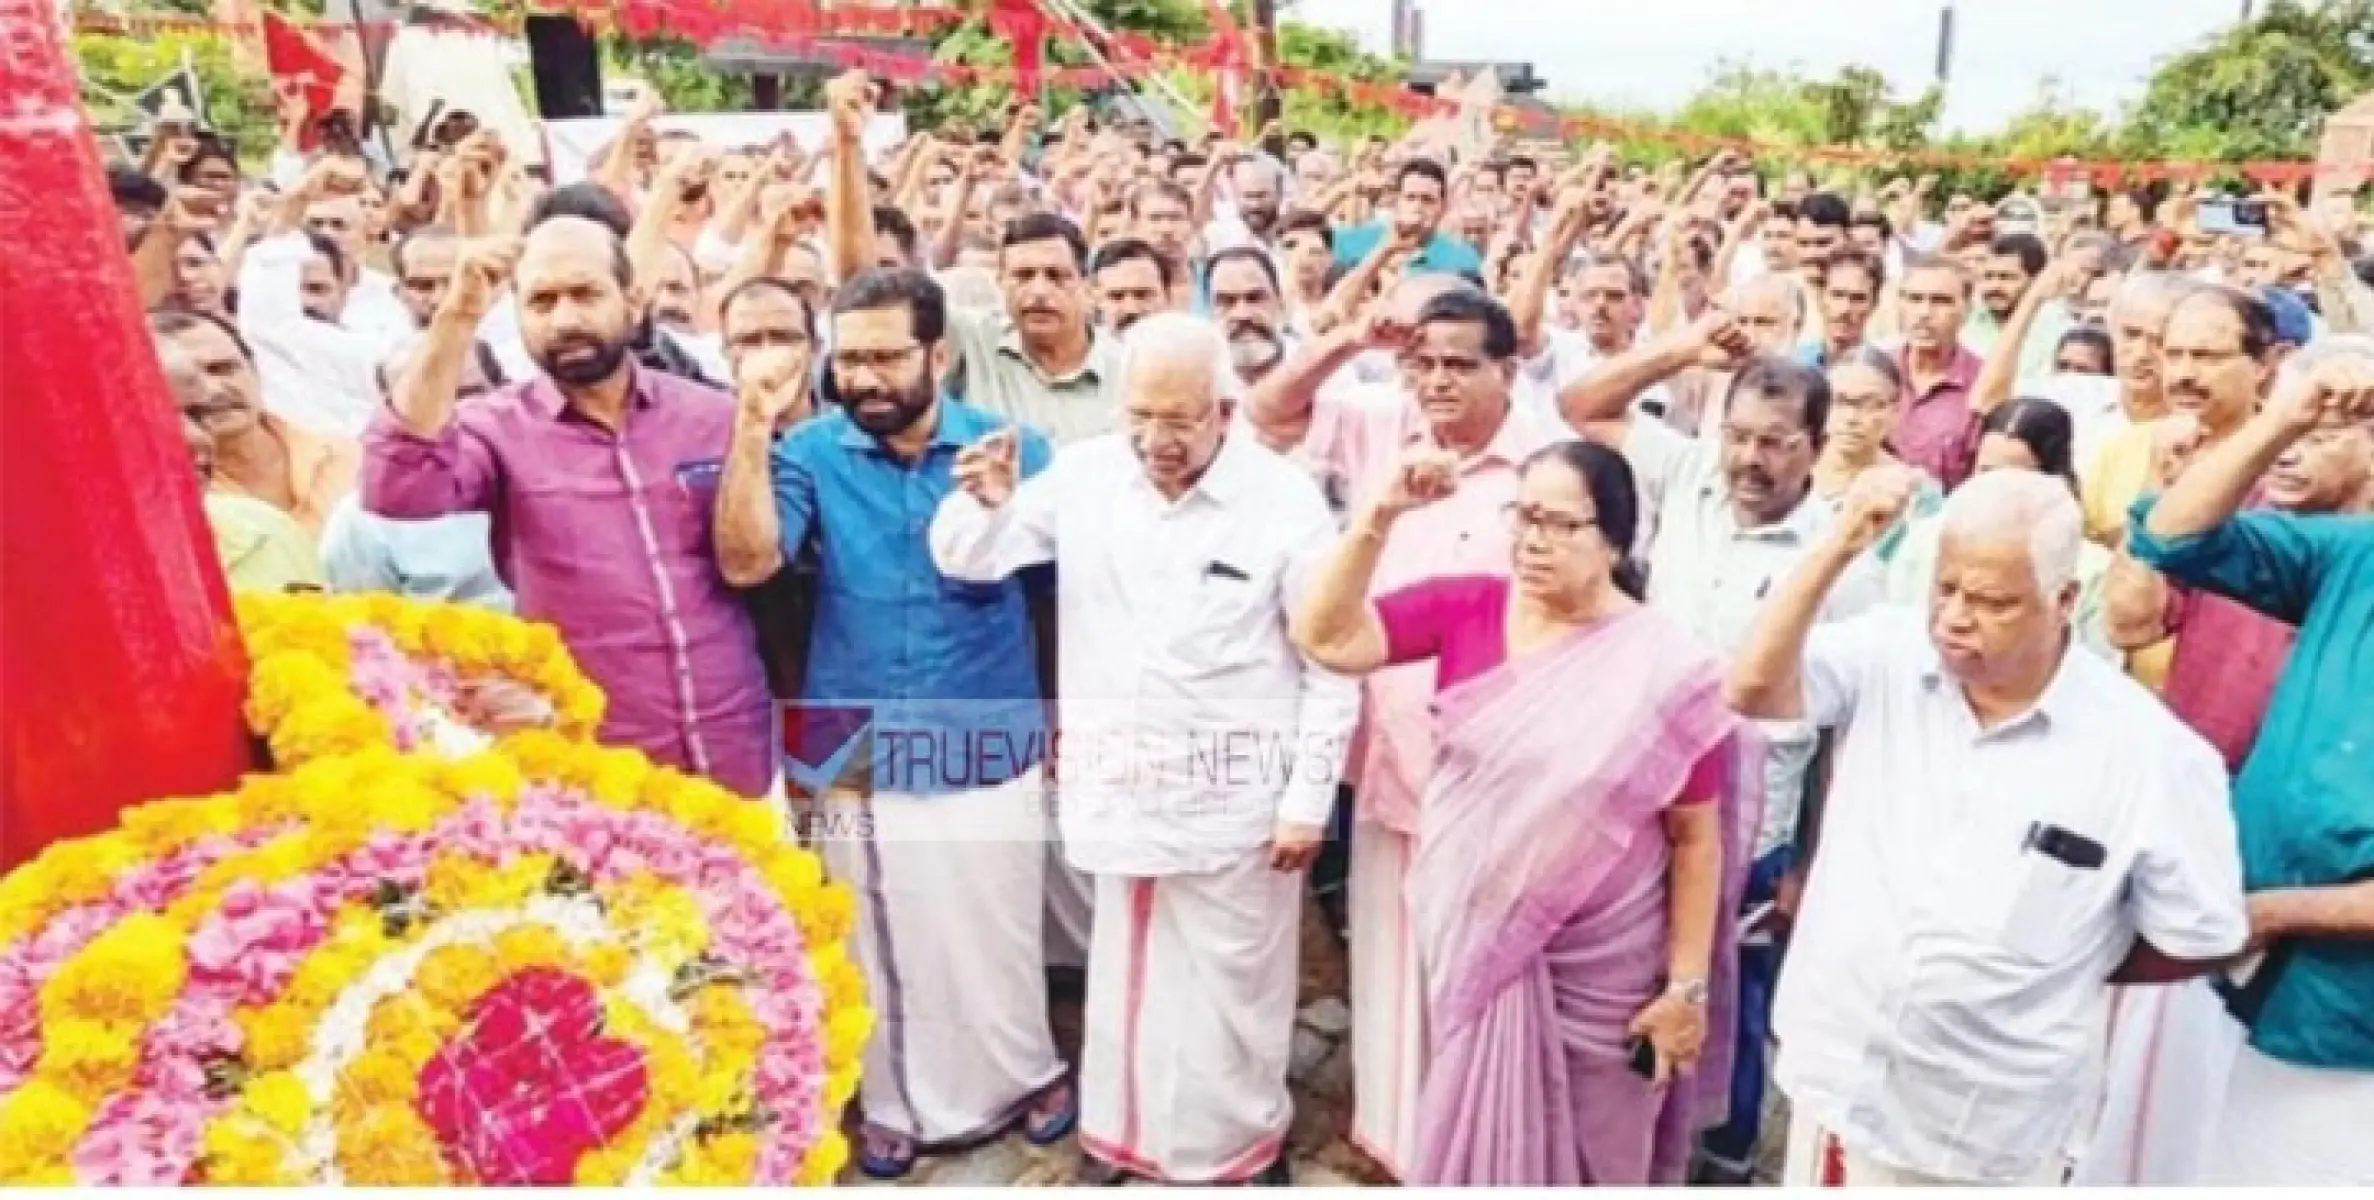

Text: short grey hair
xmin=1120 ymin=311 xmax=1236 ymax=406
xmin=1938 ymin=469 xmax=2084 ymax=599
xmin=1731 ymin=271 xmax=1808 ymax=327
xmin=2110 ymin=270 xmax=2200 ymax=327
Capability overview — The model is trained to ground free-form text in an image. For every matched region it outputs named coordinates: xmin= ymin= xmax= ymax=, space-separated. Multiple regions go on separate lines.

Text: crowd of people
xmin=110 ymin=64 xmax=2374 ymax=1188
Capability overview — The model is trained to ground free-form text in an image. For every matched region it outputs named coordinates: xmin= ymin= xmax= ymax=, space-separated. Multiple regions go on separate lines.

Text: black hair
xmin=718 ymin=276 xmax=819 ymax=340
xmin=1411 ymin=288 xmax=1518 ymax=361
xmin=175 ymin=142 xmax=240 ymax=186
xmin=1089 ymin=236 xmax=1174 ymax=289
xmin=110 ymin=165 xmax=167 ymax=215
xmin=524 ymin=182 xmax=632 ymax=239
xmin=1001 ymin=211 xmax=1089 ymax=272
xmin=834 ymin=267 xmax=947 ymax=346
xmin=1473 ymin=160 xmax=1507 ymax=183
xmin=1989 ymin=232 xmax=2049 ymax=277
xmin=2053 ymin=325 xmax=2116 ymax=376
xmin=148 ymin=305 xmax=256 ymax=366
xmin=1796 ymin=191 xmax=1851 ymax=229
xmin=871 ymin=204 xmax=920 ymax=264
xmin=1451 ymin=268 xmax=1490 ymax=292
xmin=390 ymin=224 xmax=457 ymax=279
xmin=1982 ymin=396 xmax=2080 ymax=498
xmin=1769 ymin=199 xmax=1798 ymax=222
xmin=1278 ymin=208 xmax=1333 ymax=250
xmin=2174 ymin=284 xmax=2279 ymax=360
xmin=1520 ymin=440 xmax=1646 ymax=600
xmin=1285 ymin=130 xmax=1318 ymax=152
xmin=1824 ymin=247 xmax=1887 ymax=292
xmin=1205 ymin=245 xmax=1280 ymax=294
xmin=1848 ymin=210 xmax=1894 ymax=240
xmin=1507 ymin=154 xmax=1539 ymax=174
xmin=1395 ymin=158 xmax=1449 ymax=194
xmin=1724 ymin=354 xmax=1832 ymax=450
xmin=302 ymin=230 xmax=350 ymax=282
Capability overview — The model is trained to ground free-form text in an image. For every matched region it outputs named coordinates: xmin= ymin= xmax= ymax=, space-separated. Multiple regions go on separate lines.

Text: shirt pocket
xmin=1167 ymin=568 xmax=1274 ymax=671
xmin=1996 ymin=835 xmax=2119 ymax=963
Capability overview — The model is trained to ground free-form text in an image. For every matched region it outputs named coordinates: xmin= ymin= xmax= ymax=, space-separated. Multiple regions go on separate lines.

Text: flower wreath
xmin=0 ymin=596 xmax=866 ymax=1187
xmin=237 ymin=592 xmax=607 ymax=768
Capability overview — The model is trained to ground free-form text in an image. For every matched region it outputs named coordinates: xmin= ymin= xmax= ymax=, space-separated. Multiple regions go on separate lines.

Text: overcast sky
xmin=1286 ymin=0 xmax=2252 ymax=133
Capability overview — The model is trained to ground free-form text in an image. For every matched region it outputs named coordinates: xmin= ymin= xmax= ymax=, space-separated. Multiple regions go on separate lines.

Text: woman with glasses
xmin=1292 ymin=439 xmax=1760 ymax=1185
xmin=1810 ymin=347 xmax=1943 ymax=567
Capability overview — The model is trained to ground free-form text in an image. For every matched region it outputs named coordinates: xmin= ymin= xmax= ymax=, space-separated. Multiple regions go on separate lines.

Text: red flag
xmin=1203 ymin=0 xmax=1244 ymax=135
xmin=262 ymin=12 xmax=345 ymax=152
xmin=987 ymin=0 xmax=1048 ymax=98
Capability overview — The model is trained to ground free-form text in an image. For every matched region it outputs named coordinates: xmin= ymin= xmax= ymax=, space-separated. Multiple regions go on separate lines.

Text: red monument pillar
xmin=0 ymin=0 xmax=256 ymax=869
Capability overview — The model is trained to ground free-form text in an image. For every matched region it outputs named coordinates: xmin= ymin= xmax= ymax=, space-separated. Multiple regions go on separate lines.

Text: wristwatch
xmin=1668 ymin=975 xmax=1710 ymax=1006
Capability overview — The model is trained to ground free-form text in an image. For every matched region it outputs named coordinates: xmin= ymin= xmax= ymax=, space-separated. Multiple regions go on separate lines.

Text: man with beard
xmin=712 ymin=266 xmax=1077 ymax=1173
xmin=1892 ymin=256 xmax=1985 ymax=488
xmin=363 ymin=217 xmax=776 ymax=798
xmin=1242 ymin=288 xmax=1564 ymax=1180
xmin=1964 ymin=233 xmax=2068 ymax=382
xmin=646 ymin=240 xmax=731 ymax=382
xmin=1206 ymin=247 xmax=1290 ymax=387
xmin=1090 ymin=237 xmax=1174 ymax=334
xmin=714 ymin=267 xmax=1070 ymax=1180
xmin=932 ymin=312 xmax=1352 ymax=1186
xmin=150 ymin=308 xmax=360 ymax=541
xmin=1223 ymin=155 xmax=1286 ymax=247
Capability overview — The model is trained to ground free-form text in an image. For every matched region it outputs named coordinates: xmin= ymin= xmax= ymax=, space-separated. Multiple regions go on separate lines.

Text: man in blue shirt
xmin=2126 ymin=344 xmax=2374 ymax=1185
xmin=1329 ymin=158 xmax=1483 ymax=278
xmin=712 ymin=267 xmax=1073 ymax=1179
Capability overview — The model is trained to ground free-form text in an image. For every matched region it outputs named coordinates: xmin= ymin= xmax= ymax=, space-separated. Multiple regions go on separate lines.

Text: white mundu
xmin=1773 ymin=608 xmax=2248 ymax=1185
xmin=933 ymin=421 xmax=1356 ymax=1182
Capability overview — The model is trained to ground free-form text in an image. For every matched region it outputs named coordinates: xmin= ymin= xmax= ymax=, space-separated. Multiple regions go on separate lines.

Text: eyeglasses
xmin=1719 ymin=425 xmax=1811 ymax=457
xmin=830 ymin=343 xmax=925 ymax=376
xmin=1123 ymin=409 xmax=1210 ymax=436
xmin=1503 ymin=502 xmax=1598 ymax=540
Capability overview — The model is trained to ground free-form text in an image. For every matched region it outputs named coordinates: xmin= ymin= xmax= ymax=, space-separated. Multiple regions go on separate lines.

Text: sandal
xmin=856 ymin=1123 xmax=919 ymax=1181
xmin=1018 ymin=1080 xmax=1078 ymax=1146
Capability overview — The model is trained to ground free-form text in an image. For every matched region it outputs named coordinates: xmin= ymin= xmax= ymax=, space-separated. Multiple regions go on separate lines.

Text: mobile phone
xmin=2196 ymin=199 xmax=2264 ymax=237
xmin=2232 ymin=199 xmax=2269 ymax=234
xmin=1626 ymin=1035 xmax=1657 ymax=1080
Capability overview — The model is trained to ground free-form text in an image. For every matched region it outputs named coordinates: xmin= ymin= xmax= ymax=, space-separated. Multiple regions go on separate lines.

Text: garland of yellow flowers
xmin=235 ymin=592 xmax=608 ymax=768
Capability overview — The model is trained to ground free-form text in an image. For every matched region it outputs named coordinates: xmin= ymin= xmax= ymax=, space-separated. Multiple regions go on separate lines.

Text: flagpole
xmin=1033 ymin=0 xmax=1197 ymax=129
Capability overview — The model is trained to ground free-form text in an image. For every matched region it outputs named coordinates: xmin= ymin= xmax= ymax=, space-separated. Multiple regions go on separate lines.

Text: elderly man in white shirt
xmin=931 ymin=312 xmax=1355 ymax=1186
xmin=1724 ymin=467 xmax=2250 ymax=1187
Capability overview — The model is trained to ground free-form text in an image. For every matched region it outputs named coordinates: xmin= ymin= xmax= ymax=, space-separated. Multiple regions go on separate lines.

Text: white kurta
xmin=815 ymin=770 xmax=1065 ymax=1144
xmin=931 ymin=431 xmax=1357 ymax=1180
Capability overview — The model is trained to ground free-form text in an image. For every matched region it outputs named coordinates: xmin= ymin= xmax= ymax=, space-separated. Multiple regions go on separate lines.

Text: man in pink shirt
xmin=1892 ymin=256 xmax=1986 ymax=488
xmin=1242 ymin=280 xmax=1561 ymax=1180
xmin=362 ymin=218 xmax=774 ymax=796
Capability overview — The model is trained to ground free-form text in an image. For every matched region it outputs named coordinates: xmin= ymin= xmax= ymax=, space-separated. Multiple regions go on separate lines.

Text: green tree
xmin=76 ymin=30 xmax=279 ymax=164
xmin=2123 ymin=0 xmax=2374 ymax=161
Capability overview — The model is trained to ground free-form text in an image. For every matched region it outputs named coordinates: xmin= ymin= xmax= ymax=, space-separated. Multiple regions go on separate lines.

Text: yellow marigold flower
xmin=706 ymin=1131 xmax=759 ymax=1178
xmin=466 ymin=855 xmax=552 ymax=909
xmin=119 ymin=795 xmax=242 ymax=855
xmin=39 ymin=914 xmax=185 ymax=1027
xmin=616 ymin=886 xmax=708 ymax=967
xmin=581 ymin=942 xmax=633 ymax=987
xmin=32 ymin=1017 xmax=141 ymax=1101
xmin=646 ymin=1041 xmax=700 ymax=1113
xmin=491 ymin=923 xmax=568 ymax=972
xmin=826 ymin=1063 xmax=859 ymax=1111
xmin=799 ymin=1128 xmax=850 ymax=1185
xmin=0 ymin=1081 xmax=92 ymax=1181
xmin=798 ymin=883 xmax=857 ymax=947
xmin=762 ymin=849 xmax=824 ymax=897
xmin=198 ymin=1119 xmax=288 ymax=1185
xmin=241 ymin=1070 xmax=313 ymax=1138
xmin=334 ymin=1048 xmax=420 ymax=1109
xmin=285 ymin=946 xmax=370 ymax=1011
xmin=13 ymin=1164 xmax=75 ymax=1186
xmin=717 ymin=797 xmax=782 ymax=856
xmin=573 ymin=1145 xmax=637 ymax=1186
xmin=436 ymin=750 xmax=525 ymax=807
xmin=414 ymin=944 xmax=500 ymax=1012
xmin=245 ymin=651 xmax=345 ymax=729
xmin=687 ymin=989 xmax=764 ymax=1062
xmin=586 ymin=750 xmax=653 ymax=811
xmin=334 ymin=1105 xmax=445 ymax=1185
xmin=352 ymin=776 xmax=448 ymax=835
xmin=236 ymin=1004 xmax=313 ymax=1072
xmin=824 ymin=1006 xmax=873 ymax=1071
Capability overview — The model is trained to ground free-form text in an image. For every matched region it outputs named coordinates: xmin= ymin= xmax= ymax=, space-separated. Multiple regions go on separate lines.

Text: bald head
xmin=1387 ymin=273 xmax=1468 ymax=325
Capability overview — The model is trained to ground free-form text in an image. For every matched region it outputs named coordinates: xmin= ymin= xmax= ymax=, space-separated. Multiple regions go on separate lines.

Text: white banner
xmin=540 ymin=111 xmax=909 ymax=184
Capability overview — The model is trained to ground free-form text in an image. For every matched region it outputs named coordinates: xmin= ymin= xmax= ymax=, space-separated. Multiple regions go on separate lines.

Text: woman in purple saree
xmin=1293 ymin=440 xmax=1761 ymax=1185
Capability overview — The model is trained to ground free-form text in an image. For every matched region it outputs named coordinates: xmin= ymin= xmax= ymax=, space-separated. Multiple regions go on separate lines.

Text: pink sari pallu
xmin=1406 ymin=606 xmax=1762 ymax=1185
